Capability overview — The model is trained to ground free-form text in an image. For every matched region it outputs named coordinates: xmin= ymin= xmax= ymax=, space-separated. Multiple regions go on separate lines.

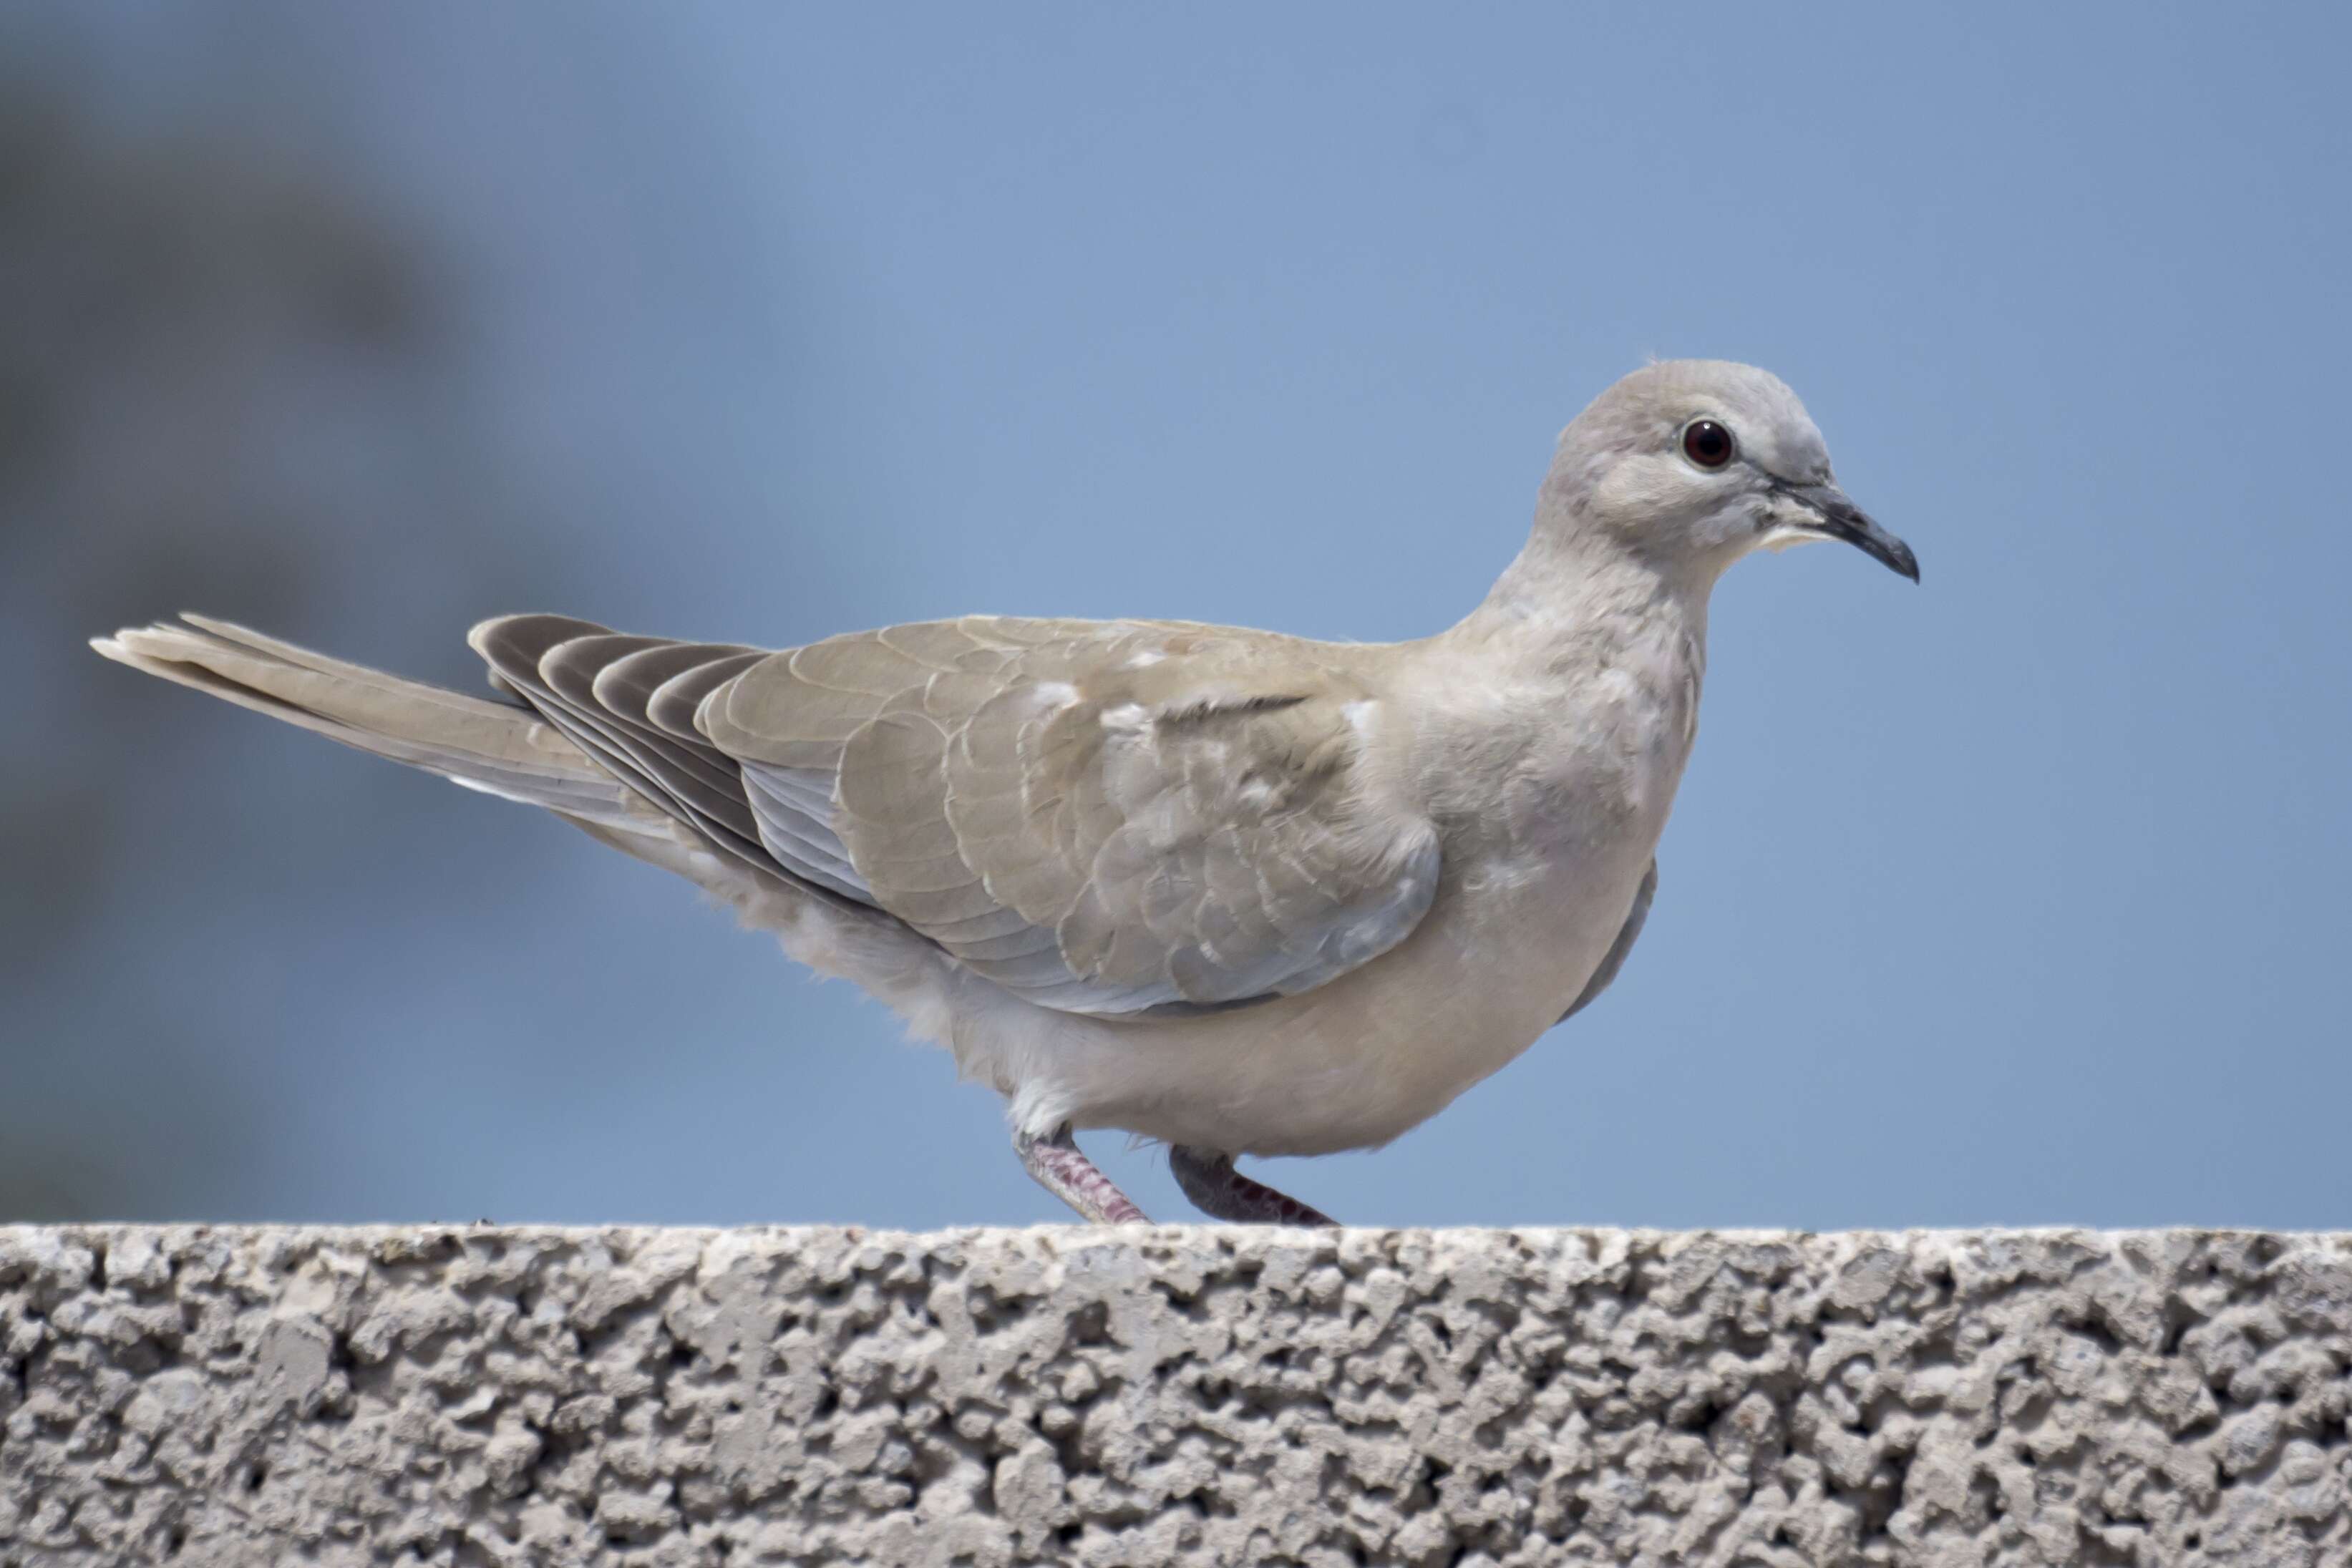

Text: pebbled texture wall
xmin=2 ymin=1226 xmax=2348 ymax=1567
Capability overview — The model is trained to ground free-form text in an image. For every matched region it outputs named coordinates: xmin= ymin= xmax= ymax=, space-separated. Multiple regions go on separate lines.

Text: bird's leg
xmin=1169 ymin=1146 xmax=1337 ymax=1226
xmin=1014 ymin=1125 xmax=1150 ymax=1224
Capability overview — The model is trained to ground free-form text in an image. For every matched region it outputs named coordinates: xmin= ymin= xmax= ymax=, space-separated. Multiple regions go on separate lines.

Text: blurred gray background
xmin=4 ymin=4 xmax=2346 ymax=1228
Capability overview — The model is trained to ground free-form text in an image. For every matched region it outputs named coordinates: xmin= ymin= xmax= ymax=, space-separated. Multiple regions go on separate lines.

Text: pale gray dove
xmin=93 ymin=360 xmax=1917 ymax=1224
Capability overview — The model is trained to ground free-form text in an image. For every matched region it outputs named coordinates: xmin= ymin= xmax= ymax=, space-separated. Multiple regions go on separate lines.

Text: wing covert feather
xmin=703 ymin=619 xmax=1440 ymax=1016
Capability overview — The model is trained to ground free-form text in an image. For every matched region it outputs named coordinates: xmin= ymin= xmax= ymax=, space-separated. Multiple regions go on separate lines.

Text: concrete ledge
xmin=1 ymin=1227 xmax=2347 ymax=1566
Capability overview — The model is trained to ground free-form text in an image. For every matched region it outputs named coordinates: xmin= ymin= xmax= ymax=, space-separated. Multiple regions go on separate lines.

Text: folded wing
xmin=478 ymin=614 xmax=1440 ymax=1017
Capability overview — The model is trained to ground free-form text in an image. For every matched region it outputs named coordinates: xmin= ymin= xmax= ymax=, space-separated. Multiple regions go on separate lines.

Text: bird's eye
xmin=1681 ymin=419 xmax=1735 ymax=469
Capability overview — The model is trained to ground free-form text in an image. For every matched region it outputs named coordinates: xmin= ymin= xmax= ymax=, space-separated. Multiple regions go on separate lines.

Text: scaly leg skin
xmin=1170 ymin=1145 xmax=1338 ymax=1226
xmin=1015 ymin=1125 xmax=1150 ymax=1224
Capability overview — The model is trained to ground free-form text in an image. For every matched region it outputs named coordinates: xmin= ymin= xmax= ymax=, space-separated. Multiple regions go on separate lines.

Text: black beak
xmin=1779 ymin=482 xmax=1920 ymax=583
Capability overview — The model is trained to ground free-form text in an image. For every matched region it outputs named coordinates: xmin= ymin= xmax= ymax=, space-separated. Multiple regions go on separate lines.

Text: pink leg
xmin=1015 ymin=1126 xmax=1150 ymax=1224
xmin=1170 ymin=1146 xmax=1336 ymax=1226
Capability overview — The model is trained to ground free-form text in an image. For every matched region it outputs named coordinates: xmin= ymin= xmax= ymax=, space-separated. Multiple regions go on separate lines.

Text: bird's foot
xmin=1015 ymin=1125 xmax=1150 ymax=1224
xmin=1170 ymin=1146 xmax=1336 ymax=1225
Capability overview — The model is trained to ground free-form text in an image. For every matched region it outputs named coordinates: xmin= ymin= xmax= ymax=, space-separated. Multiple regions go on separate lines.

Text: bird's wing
xmin=475 ymin=613 xmax=1439 ymax=1016
xmin=1555 ymin=858 xmax=1656 ymax=1025
xmin=697 ymin=615 xmax=1442 ymax=1016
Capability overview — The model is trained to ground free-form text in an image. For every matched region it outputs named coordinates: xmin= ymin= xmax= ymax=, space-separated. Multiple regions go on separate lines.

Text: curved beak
xmin=1778 ymin=482 xmax=1920 ymax=583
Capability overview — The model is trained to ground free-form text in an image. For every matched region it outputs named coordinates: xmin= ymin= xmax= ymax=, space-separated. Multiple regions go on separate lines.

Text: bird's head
xmin=1543 ymin=359 xmax=1918 ymax=585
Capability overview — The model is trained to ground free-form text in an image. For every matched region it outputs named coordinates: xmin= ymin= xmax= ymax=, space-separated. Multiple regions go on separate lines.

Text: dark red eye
xmin=1682 ymin=419 xmax=1735 ymax=469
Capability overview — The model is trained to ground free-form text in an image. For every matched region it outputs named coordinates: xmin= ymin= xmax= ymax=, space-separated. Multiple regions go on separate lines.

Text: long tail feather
xmin=91 ymin=615 xmax=653 ymax=832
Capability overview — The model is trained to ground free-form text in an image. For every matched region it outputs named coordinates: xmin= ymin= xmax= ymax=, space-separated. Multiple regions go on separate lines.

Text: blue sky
xmin=12 ymin=4 xmax=2349 ymax=1227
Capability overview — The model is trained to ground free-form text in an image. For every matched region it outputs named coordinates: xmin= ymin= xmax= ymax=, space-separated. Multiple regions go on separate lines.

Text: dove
xmin=93 ymin=359 xmax=1916 ymax=1224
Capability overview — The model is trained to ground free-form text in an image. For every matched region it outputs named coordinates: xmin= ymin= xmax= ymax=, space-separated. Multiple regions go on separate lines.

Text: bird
xmin=92 ymin=359 xmax=1916 ymax=1226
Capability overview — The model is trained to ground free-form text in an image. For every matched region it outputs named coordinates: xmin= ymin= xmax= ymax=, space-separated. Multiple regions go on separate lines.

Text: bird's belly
xmin=1005 ymin=837 xmax=1657 ymax=1156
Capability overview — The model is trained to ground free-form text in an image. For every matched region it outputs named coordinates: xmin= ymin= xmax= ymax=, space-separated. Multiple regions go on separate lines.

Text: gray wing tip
xmin=467 ymin=613 xmax=616 ymax=686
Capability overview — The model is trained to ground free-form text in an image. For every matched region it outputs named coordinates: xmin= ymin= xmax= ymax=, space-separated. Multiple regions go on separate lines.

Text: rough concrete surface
xmin=1 ymin=1227 xmax=2348 ymax=1567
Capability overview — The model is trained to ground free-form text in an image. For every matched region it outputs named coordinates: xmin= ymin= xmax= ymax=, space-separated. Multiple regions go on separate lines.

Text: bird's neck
xmin=1397 ymin=533 xmax=1713 ymax=868
xmin=1443 ymin=527 xmax=1714 ymax=683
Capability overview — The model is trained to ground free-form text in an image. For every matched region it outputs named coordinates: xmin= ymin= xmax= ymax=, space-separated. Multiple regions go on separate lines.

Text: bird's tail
xmin=91 ymin=614 xmax=652 ymax=833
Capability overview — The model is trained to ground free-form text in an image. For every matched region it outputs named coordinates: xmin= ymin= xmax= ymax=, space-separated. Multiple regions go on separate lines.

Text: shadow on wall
xmin=0 ymin=69 xmax=549 ymax=1218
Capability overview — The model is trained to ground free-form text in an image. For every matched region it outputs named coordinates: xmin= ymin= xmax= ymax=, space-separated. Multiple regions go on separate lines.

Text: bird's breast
xmin=1015 ymin=825 xmax=1663 ymax=1159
